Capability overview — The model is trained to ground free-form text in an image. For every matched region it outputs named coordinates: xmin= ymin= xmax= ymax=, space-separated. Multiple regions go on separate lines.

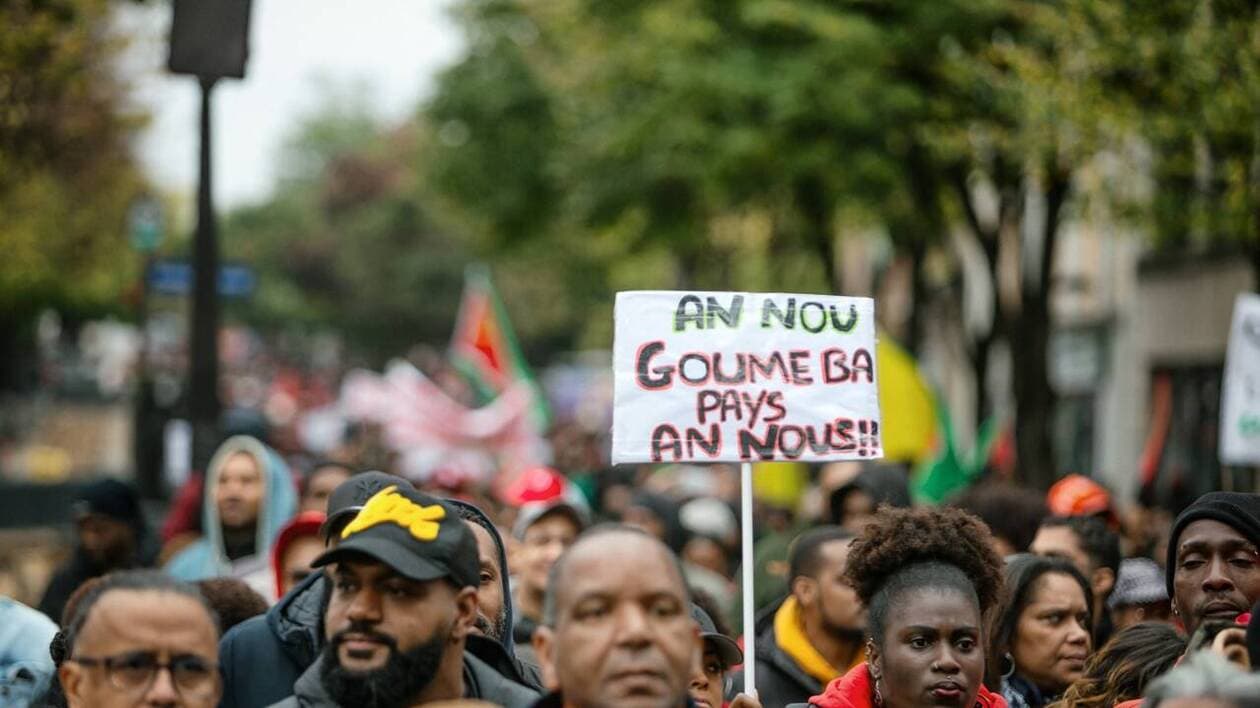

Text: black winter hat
xmin=73 ymin=478 xmax=143 ymax=528
xmin=1165 ymin=492 xmax=1260 ymax=596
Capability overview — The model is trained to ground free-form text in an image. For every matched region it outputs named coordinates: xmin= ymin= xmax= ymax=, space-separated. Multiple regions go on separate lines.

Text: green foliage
xmin=0 ymin=0 xmax=148 ymax=388
xmin=223 ymin=110 xmax=471 ymax=363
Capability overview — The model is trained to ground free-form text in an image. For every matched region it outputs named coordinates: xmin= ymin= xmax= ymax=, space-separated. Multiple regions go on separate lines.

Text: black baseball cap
xmin=320 ymin=471 xmax=413 ymax=542
xmin=312 ymin=485 xmax=479 ymax=589
xmin=691 ymin=604 xmax=742 ymax=668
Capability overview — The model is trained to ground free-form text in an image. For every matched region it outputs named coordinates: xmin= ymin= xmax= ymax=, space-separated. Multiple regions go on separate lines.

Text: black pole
xmin=189 ymin=77 xmax=221 ymax=474
xmin=134 ymin=254 xmax=163 ymax=499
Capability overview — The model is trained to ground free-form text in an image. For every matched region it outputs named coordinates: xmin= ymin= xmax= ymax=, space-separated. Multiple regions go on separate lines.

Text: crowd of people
xmin=2 ymin=427 xmax=1260 ymax=708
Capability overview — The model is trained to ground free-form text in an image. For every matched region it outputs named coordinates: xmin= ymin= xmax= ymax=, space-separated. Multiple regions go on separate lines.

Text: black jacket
xmin=38 ymin=553 xmax=98 ymax=625
xmin=218 ymin=571 xmax=325 ymax=708
xmin=727 ymin=602 xmax=822 ymax=708
xmin=266 ymin=652 xmax=539 ymax=708
xmin=219 ymin=503 xmax=542 ymax=708
xmin=38 ymin=540 xmax=156 ymax=625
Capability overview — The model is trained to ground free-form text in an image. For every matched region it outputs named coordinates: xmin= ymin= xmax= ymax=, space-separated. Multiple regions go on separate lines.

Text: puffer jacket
xmin=218 ymin=571 xmax=325 ymax=708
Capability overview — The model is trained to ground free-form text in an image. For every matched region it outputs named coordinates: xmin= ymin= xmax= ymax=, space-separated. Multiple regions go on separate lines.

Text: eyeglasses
xmin=69 ymin=651 xmax=218 ymax=696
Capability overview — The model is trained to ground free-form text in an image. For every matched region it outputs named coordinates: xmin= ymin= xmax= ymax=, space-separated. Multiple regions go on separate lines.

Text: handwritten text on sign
xmin=611 ymin=291 xmax=883 ymax=463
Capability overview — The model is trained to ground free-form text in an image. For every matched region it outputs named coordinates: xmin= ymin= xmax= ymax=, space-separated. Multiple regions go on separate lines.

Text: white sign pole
xmin=740 ymin=460 xmax=757 ymax=697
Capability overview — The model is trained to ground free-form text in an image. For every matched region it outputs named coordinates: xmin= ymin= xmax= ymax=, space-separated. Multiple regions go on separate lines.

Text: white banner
xmin=1220 ymin=293 xmax=1260 ymax=465
xmin=611 ymin=291 xmax=883 ymax=463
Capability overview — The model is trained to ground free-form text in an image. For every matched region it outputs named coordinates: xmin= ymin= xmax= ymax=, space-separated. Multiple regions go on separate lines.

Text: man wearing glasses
xmin=58 ymin=570 xmax=220 ymax=708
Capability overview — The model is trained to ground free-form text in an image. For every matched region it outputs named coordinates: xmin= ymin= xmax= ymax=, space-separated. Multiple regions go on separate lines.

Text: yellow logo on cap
xmin=340 ymin=486 xmax=445 ymax=542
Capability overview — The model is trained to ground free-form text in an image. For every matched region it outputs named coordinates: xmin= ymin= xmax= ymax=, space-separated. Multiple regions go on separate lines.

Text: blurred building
xmin=845 ymin=187 xmax=1256 ymax=505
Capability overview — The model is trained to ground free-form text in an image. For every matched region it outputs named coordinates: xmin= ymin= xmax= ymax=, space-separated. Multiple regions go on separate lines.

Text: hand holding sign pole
xmin=610 ymin=291 xmax=883 ymax=697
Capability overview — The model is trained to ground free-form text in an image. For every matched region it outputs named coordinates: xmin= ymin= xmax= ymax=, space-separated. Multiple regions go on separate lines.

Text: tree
xmin=223 ymin=102 xmax=471 ymax=363
xmin=0 ymin=0 xmax=147 ymax=390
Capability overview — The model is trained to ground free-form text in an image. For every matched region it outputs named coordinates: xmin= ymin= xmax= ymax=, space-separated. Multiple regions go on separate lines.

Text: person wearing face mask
xmin=802 ymin=507 xmax=1008 ymax=708
xmin=988 ymin=555 xmax=1094 ymax=708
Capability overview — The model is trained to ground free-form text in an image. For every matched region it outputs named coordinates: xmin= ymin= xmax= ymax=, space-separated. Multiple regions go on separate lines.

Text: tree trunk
xmin=1008 ymin=298 xmax=1058 ymax=489
xmin=972 ymin=331 xmax=993 ymax=427
xmin=902 ymin=143 xmax=945 ymax=356
xmin=0 ymin=313 xmax=38 ymax=393
xmin=795 ymin=175 xmax=840 ymax=293
xmin=1006 ymin=170 xmax=1070 ymax=489
xmin=951 ymin=166 xmax=1004 ymax=429
xmin=907 ymin=238 xmax=927 ymax=356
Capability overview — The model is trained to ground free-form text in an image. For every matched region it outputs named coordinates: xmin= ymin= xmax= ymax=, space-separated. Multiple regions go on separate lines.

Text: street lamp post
xmin=168 ymin=0 xmax=252 ymax=474
xmin=128 ymin=195 xmax=163 ymax=498
xmin=188 ymin=76 xmax=221 ymax=476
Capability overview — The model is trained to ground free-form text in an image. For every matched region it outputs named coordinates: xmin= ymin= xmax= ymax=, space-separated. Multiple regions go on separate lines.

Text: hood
xmin=449 ymin=499 xmax=516 ymax=655
xmin=202 ymin=435 xmax=298 ymax=575
xmin=270 ymin=511 xmax=326 ymax=602
xmin=291 ymin=652 xmax=337 ymax=706
xmin=266 ymin=571 xmax=327 ymax=670
xmin=811 ymin=664 xmax=1008 ymax=708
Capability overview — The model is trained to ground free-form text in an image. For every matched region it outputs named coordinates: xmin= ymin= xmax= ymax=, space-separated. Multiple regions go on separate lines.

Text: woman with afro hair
xmin=801 ymin=507 xmax=1008 ymax=708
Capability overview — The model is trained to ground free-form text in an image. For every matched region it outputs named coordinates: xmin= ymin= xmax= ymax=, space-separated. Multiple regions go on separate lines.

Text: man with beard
xmin=39 ymin=479 xmax=154 ymax=623
xmin=730 ymin=526 xmax=864 ymax=708
xmin=532 ymin=525 xmax=699 ymax=708
xmin=267 ymin=486 xmax=537 ymax=708
xmin=454 ymin=499 xmax=546 ymax=689
xmin=1166 ymin=492 xmax=1260 ymax=636
xmin=219 ymin=472 xmax=411 ymax=708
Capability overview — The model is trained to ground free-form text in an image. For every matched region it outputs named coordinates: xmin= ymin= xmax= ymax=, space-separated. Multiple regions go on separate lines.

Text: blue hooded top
xmin=165 ymin=435 xmax=297 ymax=596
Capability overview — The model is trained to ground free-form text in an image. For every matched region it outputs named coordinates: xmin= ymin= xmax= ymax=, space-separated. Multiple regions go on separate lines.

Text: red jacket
xmin=809 ymin=665 xmax=1009 ymax=708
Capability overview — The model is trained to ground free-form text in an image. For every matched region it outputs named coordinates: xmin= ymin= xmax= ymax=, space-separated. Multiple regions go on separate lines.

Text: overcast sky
xmin=114 ymin=0 xmax=463 ymax=212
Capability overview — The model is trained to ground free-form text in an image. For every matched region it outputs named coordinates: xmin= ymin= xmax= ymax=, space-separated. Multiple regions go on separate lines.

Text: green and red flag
xmin=450 ymin=266 xmax=550 ymax=431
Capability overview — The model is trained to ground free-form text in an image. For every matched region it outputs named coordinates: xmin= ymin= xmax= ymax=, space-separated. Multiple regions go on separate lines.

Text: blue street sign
xmin=148 ymin=261 xmax=256 ymax=298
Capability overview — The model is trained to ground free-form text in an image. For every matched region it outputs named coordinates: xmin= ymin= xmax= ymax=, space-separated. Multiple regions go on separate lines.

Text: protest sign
xmin=612 ymin=290 xmax=883 ymax=463
xmin=610 ymin=290 xmax=882 ymax=698
xmin=1220 ymin=293 xmax=1260 ymax=465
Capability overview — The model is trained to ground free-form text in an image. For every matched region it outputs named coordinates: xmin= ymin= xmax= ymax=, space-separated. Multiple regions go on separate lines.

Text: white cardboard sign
xmin=1220 ymin=293 xmax=1260 ymax=465
xmin=611 ymin=290 xmax=883 ymax=463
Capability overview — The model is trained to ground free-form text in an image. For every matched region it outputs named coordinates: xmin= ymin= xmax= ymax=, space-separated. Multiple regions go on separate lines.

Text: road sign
xmin=148 ymin=260 xmax=256 ymax=298
xmin=129 ymin=196 xmax=164 ymax=253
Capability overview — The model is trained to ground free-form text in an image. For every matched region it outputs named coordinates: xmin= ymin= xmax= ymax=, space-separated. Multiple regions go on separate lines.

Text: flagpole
xmin=741 ymin=460 xmax=756 ymax=697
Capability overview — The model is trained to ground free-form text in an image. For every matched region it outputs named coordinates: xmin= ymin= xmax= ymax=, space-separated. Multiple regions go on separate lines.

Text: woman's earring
xmin=874 ymin=678 xmax=884 ymax=707
xmin=1002 ymin=652 xmax=1016 ymax=679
